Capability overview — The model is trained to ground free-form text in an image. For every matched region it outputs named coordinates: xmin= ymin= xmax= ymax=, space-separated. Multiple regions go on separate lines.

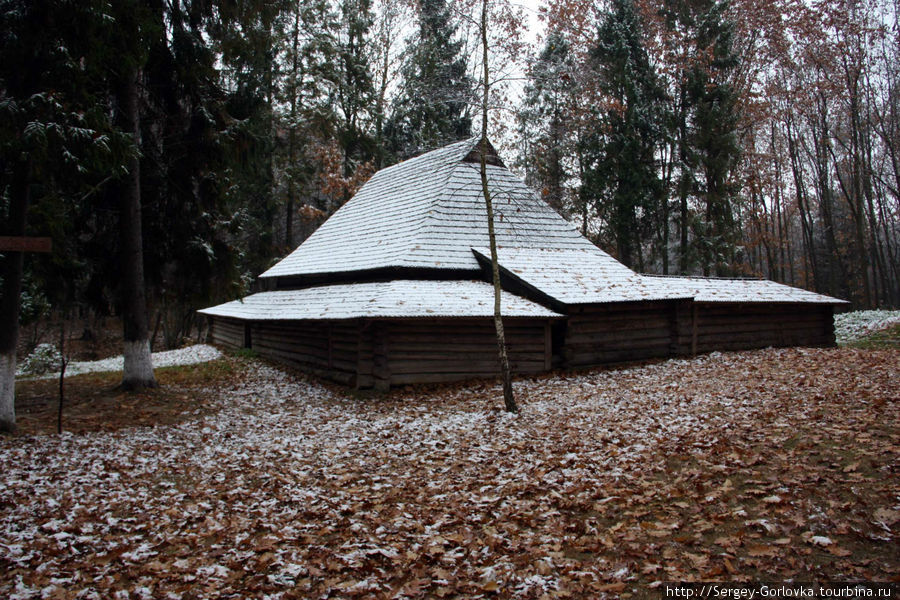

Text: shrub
xmin=20 ymin=343 xmax=63 ymax=375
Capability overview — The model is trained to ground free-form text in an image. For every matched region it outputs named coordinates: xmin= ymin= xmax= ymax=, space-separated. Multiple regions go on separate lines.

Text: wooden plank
xmin=386 ymin=333 xmax=543 ymax=346
xmin=691 ymin=304 xmax=698 ymax=356
xmin=668 ymin=301 xmax=680 ymax=354
xmin=568 ymin=317 xmax=668 ymax=329
xmin=0 ymin=236 xmax=52 ymax=253
xmin=695 ymin=331 xmax=830 ymax=346
xmin=250 ymin=337 xmax=329 ymax=356
xmin=253 ymin=345 xmax=325 ymax=365
xmin=565 ymin=346 xmax=671 ymax=367
xmin=564 ymin=326 xmax=672 ymax=346
xmin=389 ymin=342 xmax=546 ymax=355
xmin=373 ymin=321 xmax=391 ymax=391
xmin=390 ymin=372 xmax=498 ymax=385
xmin=327 ymin=322 xmax=333 ymax=369
xmin=356 ymin=322 xmax=374 ymax=390
xmin=544 ymin=321 xmax=552 ymax=371
xmin=389 ymin=359 xmax=546 ymax=375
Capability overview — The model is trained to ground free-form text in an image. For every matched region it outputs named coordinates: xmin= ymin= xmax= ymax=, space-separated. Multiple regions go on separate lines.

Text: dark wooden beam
xmin=0 ymin=236 xmax=52 ymax=253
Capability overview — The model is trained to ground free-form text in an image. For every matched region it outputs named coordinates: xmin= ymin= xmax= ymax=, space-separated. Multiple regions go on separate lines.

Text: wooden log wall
xmin=562 ymin=301 xmax=688 ymax=368
xmin=248 ymin=320 xmax=359 ymax=386
xmin=560 ymin=301 xmax=835 ymax=370
xmin=379 ymin=318 xmax=552 ymax=386
xmin=209 ymin=302 xmax=836 ymax=388
xmin=207 ymin=317 xmax=245 ymax=349
xmin=691 ymin=303 xmax=835 ymax=354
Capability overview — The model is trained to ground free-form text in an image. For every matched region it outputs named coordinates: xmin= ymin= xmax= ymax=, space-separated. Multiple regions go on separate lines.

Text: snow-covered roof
xmin=261 ymin=137 xmax=597 ymax=279
xmin=198 ymin=280 xmax=562 ymax=321
xmin=647 ymin=275 xmax=848 ymax=304
xmin=242 ymin=137 xmax=846 ymax=312
xmin=472 ymin=247 xmax=845 ymax=305
xmin=473 ymin=247 xmax=689 ymax=304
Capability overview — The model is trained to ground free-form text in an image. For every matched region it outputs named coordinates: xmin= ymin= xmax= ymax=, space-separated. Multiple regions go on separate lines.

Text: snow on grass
xmin=834 ymin=309 xmax=900 ymax=343
xmin=16 ymin=344 xmax=222 ymax=380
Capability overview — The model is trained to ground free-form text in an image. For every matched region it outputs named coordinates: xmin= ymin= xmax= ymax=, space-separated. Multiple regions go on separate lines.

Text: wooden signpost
xmin=0 ymin=236 xmax=52 ymax=253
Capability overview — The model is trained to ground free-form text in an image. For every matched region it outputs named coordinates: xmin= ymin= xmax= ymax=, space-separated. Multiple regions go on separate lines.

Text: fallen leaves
xmin=0 ymin=346 xmax=898 ymax=598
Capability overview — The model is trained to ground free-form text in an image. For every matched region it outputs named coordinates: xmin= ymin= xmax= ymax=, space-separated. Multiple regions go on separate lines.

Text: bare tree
xmin=478 ymin=0 xmax=517 ymax=413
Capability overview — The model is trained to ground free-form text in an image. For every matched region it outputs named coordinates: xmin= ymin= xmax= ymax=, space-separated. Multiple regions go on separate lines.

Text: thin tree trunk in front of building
xmin=479 ymin=0 xmax=516 ymax=414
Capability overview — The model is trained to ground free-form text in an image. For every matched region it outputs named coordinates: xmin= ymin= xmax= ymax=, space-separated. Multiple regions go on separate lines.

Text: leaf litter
xmin=1 ymin=346 xmax=897 ymax=598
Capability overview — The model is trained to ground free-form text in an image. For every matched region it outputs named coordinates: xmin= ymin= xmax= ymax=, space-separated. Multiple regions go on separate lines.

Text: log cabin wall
xmin=208 ymin=302 xmax=836 ymax=388
xmin=207 ymin=317 xmax=246 ymax=349
xmin=558 ymin=300 xmax=834 ymax=369
xmin=561 ymin=300 xmax=690 ymax=368
xmin=209 ymin=315 xmax=554 ymax=389
xmin=374 ymin=318 xmax=553 ymax=387
xmin=247 ymin=320 xmax=360 ymax=386
xmin=690 ymin=303 xmax=836 ymax=354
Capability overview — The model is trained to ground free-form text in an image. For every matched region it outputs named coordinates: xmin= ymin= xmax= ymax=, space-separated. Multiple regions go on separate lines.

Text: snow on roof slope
xmin=198 ymin=280 xmax=562 ymax=320
xmin=473 ymin=247 xmax=688 ymax=304
xmin=260 ymin=138 xmax=596 ymax=279
xmin=249 ymin=137 xmax=846 ymax=310
xmin=261 ymin=139 xmax=473 ymax=278
xmin=647 ymin=275 xmax=849 ymax=304
xmin=475 ymin=247 xmax=845 ymax=305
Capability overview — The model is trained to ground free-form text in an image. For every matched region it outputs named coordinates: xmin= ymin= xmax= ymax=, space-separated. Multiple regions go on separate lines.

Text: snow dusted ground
xmin=1 ymin=347 xmax=897 ymax=598
xmin=16 ymin=344 xmax=222 ymax=380
xmin=834 ymin=309 xmax=900 ymax=343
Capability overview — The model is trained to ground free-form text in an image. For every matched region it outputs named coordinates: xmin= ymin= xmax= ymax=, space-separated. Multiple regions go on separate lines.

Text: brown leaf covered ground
xmin=1 ymin=346 xmax=898 ymax=599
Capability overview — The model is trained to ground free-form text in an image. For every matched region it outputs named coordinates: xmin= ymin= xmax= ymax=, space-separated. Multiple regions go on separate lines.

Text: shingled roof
xmin=199 ymin=137 xmax=846 ymax=322
xmin=199 ymin=280 xmax=562 ymax=320
xmin=472 ymin=247 xmax=688 ymax=305
xmin=260 ymin=137 xmax=597 ymax=279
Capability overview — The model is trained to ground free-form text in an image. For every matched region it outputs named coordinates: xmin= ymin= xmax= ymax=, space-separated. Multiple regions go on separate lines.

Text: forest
xmin=1 ymin=1 xmax=898 ymax=592
xmin=1 ymin=0 xmax=898 ymax=360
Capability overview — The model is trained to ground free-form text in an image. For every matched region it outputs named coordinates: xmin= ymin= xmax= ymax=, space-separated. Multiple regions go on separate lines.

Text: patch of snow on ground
xmin=16 ymin=344 xmax=222 ymax=380
xmin=834 ymin=309 xmax=900 ymax=343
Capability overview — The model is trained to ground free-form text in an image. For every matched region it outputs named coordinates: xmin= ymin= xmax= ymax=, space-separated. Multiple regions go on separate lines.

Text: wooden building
xmin=200 ymin=138 xmax=846 ymax=388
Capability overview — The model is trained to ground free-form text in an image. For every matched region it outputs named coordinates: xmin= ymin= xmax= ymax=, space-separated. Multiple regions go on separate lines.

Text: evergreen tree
xmin=686 ymin=0 xmax=741 ymax=276
xmin=660 ymin=0 xmax=742 ymax=275
xmin=333 ymin=0 xmax=377 ymax=180
xmin=584 ymin=0 xmax=666 ymax=270
xmin=519 ymin=31 xmax=577 ymax=217
xmin=128 ymin=0 xmax=288 ymax=346
xmin=274 ymin=0 xmax=337 ymax=248
xmin=0 ymin=0 xmax=131 ymax=428
xmin=386 ymin=0 xmax=473 ymax=160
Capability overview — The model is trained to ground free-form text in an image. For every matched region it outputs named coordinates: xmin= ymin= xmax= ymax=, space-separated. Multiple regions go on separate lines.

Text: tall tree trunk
xmin=786 ymin=117 xmax=819 ymax=291
xmin=0 ymin=160 xmax=31 ymax=433
xmin=677 ymin=87 xmax=690 ymax=274
xmin=661 ymin=143 xmax=673 ymax=275
xmin=479 ymin=0 xmax=516 ymax=414
xmin=843 ymin=59 xmax=873 ymax=307
xmin=119 ymin=68 xmax=157 ymax=390
xmin=811 ymin=98 xmax=846 ymax=300
xmin=286 ymin=8 xmax=301 ymax=250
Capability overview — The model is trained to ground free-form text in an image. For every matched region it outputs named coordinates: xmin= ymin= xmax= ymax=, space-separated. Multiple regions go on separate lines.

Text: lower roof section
xmin=473 ymin=247 xmax=690 ymax=304
xmin=645 ymin=275 xmax=848 ymax=304
xmin=473 ymin=247 xmax=847 ymax=306
xmin=198 ymin=280 xmax=563 ymax=321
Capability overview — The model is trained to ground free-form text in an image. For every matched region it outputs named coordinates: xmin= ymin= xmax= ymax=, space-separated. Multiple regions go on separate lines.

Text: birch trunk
xmin=479 ymin=0 xmax=516 ymax=413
